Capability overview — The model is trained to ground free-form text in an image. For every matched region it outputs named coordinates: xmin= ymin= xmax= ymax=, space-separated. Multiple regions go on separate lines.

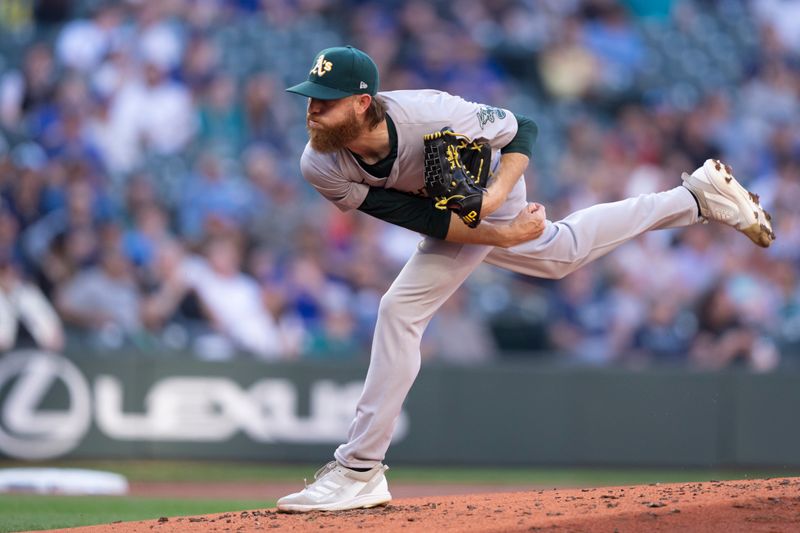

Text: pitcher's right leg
xmin=681 ymin=159 xmax=774 ymax=247
xmin=486 ymin=159 xmax=774 ymax=279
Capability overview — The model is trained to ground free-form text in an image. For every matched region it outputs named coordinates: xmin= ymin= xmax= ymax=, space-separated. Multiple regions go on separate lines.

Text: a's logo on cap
xmin=359 ymin=81 xmax=368 ymax=89
xmin=310 ymin=54 xmax=333 ymax=77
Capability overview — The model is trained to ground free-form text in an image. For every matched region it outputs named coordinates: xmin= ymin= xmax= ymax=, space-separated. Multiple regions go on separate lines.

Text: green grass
xmin=2 ymin=459 xmax=798 ymax=486
xmin=0 ymin=494 xmax=271 ymax=533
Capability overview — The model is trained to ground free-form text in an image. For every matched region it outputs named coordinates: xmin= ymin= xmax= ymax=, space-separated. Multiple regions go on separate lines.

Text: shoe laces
xmin=304 ymin=460 xmax=338 ymax=488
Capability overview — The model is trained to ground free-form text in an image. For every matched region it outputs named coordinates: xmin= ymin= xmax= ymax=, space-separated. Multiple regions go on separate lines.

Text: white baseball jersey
xmin=300 ymin=89 xmax=525 ymax=220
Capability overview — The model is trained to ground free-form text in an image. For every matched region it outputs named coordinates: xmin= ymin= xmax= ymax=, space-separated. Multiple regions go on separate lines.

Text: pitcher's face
xmin=306 ymin=96 xmax=365 ymax=153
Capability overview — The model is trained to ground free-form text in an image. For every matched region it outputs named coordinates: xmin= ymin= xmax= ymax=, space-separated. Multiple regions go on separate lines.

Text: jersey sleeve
xmin=300 ymin=147 xmax=369 ymax=212
xmin=441 ymin=93 xmax=518 ymax=150
xmin=501 ymin=113 xmax=538 ymax=159
xmin=358 ymin=186 xmax=451 ymax=239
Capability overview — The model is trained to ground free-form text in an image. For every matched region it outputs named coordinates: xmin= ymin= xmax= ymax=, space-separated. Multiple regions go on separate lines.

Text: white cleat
xmin=276 ymin=461 xmax=392 ymax=513
xmin=681 ymin=158 xmax=775 ymax=248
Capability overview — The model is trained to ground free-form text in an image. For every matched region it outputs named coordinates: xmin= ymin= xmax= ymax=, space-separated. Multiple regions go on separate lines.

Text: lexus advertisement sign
xmin=0 ymin=350 xmax=408 ymax=461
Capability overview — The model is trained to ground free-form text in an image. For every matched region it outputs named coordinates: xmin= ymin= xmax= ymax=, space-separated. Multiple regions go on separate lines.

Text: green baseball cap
xmin=286 ymin=45 xmax=379 ymax=100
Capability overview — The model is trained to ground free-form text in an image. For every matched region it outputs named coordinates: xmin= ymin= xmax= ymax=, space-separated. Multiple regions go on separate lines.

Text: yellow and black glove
xmin=423 ymin=128 xmax=492 ymax=228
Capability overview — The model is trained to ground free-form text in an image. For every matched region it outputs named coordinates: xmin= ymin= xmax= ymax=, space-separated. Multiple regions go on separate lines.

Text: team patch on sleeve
xmin=476 ymin=105 xmax=507 ymax=129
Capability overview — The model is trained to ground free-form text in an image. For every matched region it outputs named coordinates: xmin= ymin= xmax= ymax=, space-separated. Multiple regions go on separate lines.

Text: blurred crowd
xmin=0 ymin=0 xmax=798 ymax=370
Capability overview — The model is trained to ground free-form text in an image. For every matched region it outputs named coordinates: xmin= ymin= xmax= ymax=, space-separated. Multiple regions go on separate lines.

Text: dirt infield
xmin=48 ymin=477 xmax=800 ymax=532
xmin=127 ymin=480 xmax=552 ymax=500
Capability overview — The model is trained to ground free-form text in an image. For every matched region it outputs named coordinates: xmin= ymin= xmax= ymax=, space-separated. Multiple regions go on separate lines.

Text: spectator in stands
xmin=0 ymin=42 xmax=57 ymax=134
xmin=580 ymin=1 xmax=645 ymax=96
xmin=3 ymin=142 xmax=50 ymax=232
xmin=422 ymin=288 xmax=498 ymax=365
xmin=242 ymin=144 xmax=308 ymax=253
xmin=123 ymin=202 xmax=173 ymax=274
xmin=140 ymin=238 xmax=205 ymax=352
xmin=690 ymin=283 xmax=779 ymax=372
xmin=178 ymin=152 xmax=251 ymax=244
xmin=180 ymin=35 xmax=220 ymax=98
xmin=242 ymin=72 xmax=296 ymax=152
xmin=131 ymin=1 xmax=183 ymax=73
xmin=120 ymin=172 xmax=160 ymax=220
xmin=42 ymin=106 xmax=105 ymax=175
xmin=55 ymin=245 xmax=143 ymax=350
xmin=303 ymin=298 xmax=361 ymax=360
xmin=0 ymin=207 xmax=24 ymax=268
xmin=630 ymin=295 xmax=693 ymax=365
xmin=198 ymin=73 xmax=244 ymax=156
xmin=182 ymin=237 xmax=288 ymax=359
xmin=22 ymin=178 xmax=109 ymax=269
xmin=772 ymin=259 xmax=800 ymax=361
xmin=548 ymin=265 xmax=616 ymax=365
xmin=671 ymin=224 xmax=726 ymax=301
xmin=538 ymin=16 xmax=600 ymax=101
xmin=103 ymin=59 xmax=195 ymax=174
xmin=279 ymin=254 xmax=340 ymax=338
xmin=34 ymin=226 xmax=95 ymax=299
xmin=753 ymin=0 xmax=800 ymax=54
xmin=55 ymin=2 xmax=125 ymax=73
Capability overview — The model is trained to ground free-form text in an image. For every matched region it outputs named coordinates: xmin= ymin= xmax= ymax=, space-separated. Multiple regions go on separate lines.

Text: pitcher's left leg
xmin=277 ymin=239 xmax=493 ymax=513
xmin=485 ymin=186 xmax=698 ymax=279
xmin=334 ymin=238 xmax=493 ymax=468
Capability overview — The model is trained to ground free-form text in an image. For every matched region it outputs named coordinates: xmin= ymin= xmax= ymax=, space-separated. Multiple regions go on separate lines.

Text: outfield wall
xmin=0 ymin=350 xmax=798 ymax=466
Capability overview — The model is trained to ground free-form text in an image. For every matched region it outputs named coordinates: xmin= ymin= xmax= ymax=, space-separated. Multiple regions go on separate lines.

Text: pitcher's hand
xmin=504 ymin=203 xmax=546 ymax=247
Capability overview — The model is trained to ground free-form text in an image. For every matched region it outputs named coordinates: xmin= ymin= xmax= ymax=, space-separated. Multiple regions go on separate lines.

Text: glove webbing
xmin=423 ymin=130 xmax=483 ymax=209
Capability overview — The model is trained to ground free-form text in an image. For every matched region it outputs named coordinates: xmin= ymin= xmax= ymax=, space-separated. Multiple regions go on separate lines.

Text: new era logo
xmin=359 ymin=81 xmax=368 ymax=89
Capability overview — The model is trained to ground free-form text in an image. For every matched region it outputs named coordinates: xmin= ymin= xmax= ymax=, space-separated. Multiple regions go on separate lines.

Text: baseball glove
xmin=423 ymin=128 xmax=492 ymax=228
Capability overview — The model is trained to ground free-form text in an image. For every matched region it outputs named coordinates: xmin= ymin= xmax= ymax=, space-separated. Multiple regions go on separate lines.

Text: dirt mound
xmin=126 ymin=480 xmax=551 ymax=500
xmin=46 ymin=477 xmax=800 ymax=532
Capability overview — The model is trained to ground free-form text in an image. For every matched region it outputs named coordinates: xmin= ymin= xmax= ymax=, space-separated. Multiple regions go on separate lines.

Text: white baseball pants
xmin=334 ymin=186 xmax=699 ymax=468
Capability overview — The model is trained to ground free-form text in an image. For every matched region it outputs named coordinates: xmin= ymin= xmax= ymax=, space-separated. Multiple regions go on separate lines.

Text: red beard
xmin=307 ymin=109 xmax=364 ymax=153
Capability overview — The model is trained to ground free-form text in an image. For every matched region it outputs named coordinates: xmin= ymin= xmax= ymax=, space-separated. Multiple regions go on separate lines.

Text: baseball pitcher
xmin=277 ymin=46 xmax=774 ymax=512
